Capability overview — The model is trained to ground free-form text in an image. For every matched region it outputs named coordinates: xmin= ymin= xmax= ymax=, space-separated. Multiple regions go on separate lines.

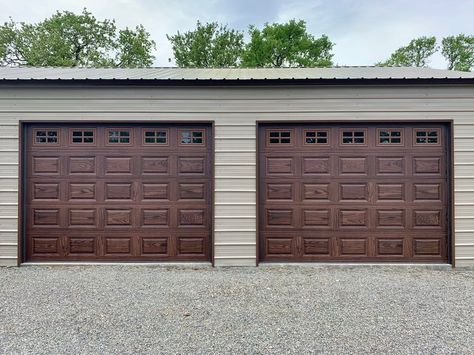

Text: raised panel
xmin=33 ymin=209 xmax=59 ymax=226
xmin=414 ymin=184 xmax=441 ymax=201
xmin=377 ymin=184 xmax=404 ymax=201
xmin=303 ymin=184 xmax=330 ymax=200
xmin=142 ymin=157 xmax=169 ymax=174
xmin=303 ymin=210 xmax=330 ymax=227
xmin=178 ymin=157 xmax=205 ymax=174
xmin=377 ymin=239 xmax=403 ymax=255
xmin=303 ymin=238 xmax=330 ymax=255
xmin=105 ymin=157 xmax=132 ymax=174
xmin=105 ymin=238 xmax=131 ymax=254
xmin=33 ymin=157 xmax=60 ymax=174
xmin=33 ymin=183 xmax=59 ymax=200
xmin=376 ymin=157 xmax=404 ymax=175
xmin=69 ymin=209 xmax=96 ymax=226
xmin=267 ymin=238 xmax=293 ymax=255
xmin=69 ymin=238 xmax=95 ymax=254
xmin=142 ymin=238 xmax=168 ymax=254
xmin=177 ymin=237 xmax=205 ymax=255
xmin=105 ymin=183 xmax=132 ymax=200
xmin=142 ymin=209 xmax=169 ymax=226
xmin=266 ymin=157 xmax=293 ymax=174
xmin=340 ymin=183 xmax=368 ymax=201
xmin=377 ymin=210 xmax=405 ymax=227
xmin=414 ymin=210 xmax=442 ymax=227
xmin=179 ymin=183 xmax=205 ymax=200
xmin=105 ymin=209 xmax=132 ymax=226
xmin=414 ymin=239 xmax=441 ymax=255
xmin=414 ymin=157 xmax=441 ymax=174
xmin=33 ymin=237 xmax=59 ymax=254
xmin=267 ymin=184 xmax=293 ymax=200
xmin=340 ymin=239 xmax=367 ymax=255
xmin=179 ymin=210 xmax=205 ymax=226
xmin=69 ymin=157 xmax=96 ymax=174
xmin=302 ymin=157 xmax=330 ymax=175
xmin=339 ymin=157 xmax=367 ymax=175
xmin=69 ymin=183 xmax=96 ymax=200
xmin=267 ymin=209 xmax=293 ymax=226
xmin=339 ymin=210 xmax=367 ymax=227
xmin=142 ymin=184 xmax=168 ymax=200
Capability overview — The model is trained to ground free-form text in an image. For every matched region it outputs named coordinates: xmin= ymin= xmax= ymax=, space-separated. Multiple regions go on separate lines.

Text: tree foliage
xmin=441 ymin=34 xmax=474 ymax=71
xmin=0 ymin=9 xmax=156 ymax=67
xmin=167 ymin=21 xmax=244 ymax=67
xmin=241 ymin=20 xmax=334 ymax=67
xmin=377 ymin=36 xmax=437 ymax=67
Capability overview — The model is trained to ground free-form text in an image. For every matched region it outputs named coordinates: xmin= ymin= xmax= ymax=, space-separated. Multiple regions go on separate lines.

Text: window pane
xmin=269 ymin=132 xmax=279 ymax=138
xmin=72 ymin=131 xmax=82 ymax=137
xmin=392 ymin=131 xmax=401 ymax=137
xmin=318 ymin=138 xmax=327 ymax=144
xmin=343 ymin=138 xmax=352 ymax=144
xmin=380 ymin=131 xmax=389 ymax=137
xmin=145 ymin=131 xmax=155 ymax=137
xmin=391 ymin=138 xmax=401 ymax=143
xmin=192 ymin=131 xmax=203 ymax=138
xmin=317 ymin=132 xmax=327 ymax=137
xmin=306 ymin=138 xmax=316 ymax=143
xmin=354 ymin=138 xmax=365 ymax=143
xmin=269 ymin=138 xmax=279 ymax=144
xmin=280 ymin=132 xmax=290 ymax=138
xmin=84 ymin=137 xmax=94 ymax=143
xmin=280 ymin=138 xmax=291 ymax=143
xmin=428 ymin=131 xmax=438 ymax=137
xmin=145 ymin=137 xmax=155 ymax=143
xmin=72 ymin=137 xmax=82 ymax=143
xmin=306 ymin=132 xmax=316 ymax=138
xmin=354 ymin=131 xmax=364 ymax=137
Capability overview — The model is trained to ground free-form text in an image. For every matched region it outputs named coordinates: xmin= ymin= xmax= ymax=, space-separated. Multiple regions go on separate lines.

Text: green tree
xmin=377 ymin=36 xmax=437 ymax=67
xmin=0 ymin=8 xmax=156 ymax=67
xmin=442 ymin=34 xmax=474 ymax=71
xmin=167 ymin=21 xmax=244 ymax=67
xmin=241 ymin=19 xmax=334 ymax=67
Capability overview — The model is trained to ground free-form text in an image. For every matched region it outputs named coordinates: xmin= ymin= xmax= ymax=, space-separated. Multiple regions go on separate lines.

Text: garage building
xmin=0 ymin=66 xmax=473 ymax=267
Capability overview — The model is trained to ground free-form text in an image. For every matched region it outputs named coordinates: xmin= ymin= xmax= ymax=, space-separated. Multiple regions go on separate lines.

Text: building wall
xmin=0 ymin=84 xmax=473 ymax=266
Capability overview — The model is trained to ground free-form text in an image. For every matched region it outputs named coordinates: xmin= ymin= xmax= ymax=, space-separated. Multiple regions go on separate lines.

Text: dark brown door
xmin=259 ymin=123 xmax=449 ymax=262
xmin=25 ymin=123 xmax=212 ymax=261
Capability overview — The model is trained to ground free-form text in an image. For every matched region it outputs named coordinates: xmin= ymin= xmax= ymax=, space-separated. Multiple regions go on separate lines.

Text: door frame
xmin=256 ymin=120 xmax=454 ymax=266
xmin=18 ymin=120 xmax=215 ymax=265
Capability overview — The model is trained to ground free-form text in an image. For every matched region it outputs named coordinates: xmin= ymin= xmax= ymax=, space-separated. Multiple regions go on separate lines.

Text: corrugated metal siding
xmin=0 ymin=85 xmax=473 ymax=267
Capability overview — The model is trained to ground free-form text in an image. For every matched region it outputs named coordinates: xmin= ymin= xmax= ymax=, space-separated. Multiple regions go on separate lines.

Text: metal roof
xmin=0 ymin=66 xmax=473 ymax=81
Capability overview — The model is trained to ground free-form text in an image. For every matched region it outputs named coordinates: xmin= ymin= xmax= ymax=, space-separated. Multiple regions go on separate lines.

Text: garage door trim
xmin=18 ymin=120 xmax=215 ymax=265
xmin=256 ymin=120 xmax=454 ymax=265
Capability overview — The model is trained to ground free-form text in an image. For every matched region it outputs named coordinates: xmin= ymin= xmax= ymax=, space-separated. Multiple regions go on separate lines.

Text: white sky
xmin=1 ymin=0 xmax=473 ymax=68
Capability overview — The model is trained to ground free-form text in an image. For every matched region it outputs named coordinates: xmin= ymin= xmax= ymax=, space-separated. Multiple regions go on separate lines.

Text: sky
xmin=1 ymin=0 xmax=473 ymax=68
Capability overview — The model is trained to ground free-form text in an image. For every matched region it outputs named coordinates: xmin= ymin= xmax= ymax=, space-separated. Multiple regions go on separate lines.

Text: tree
xmin=376 ymin=36 xmax=437 ymax=67
xmin=241 ymin=20 xmax=334 ymax=67
xmin=0 ymin=8 xmax=156 ymax=67
xmin=167 ymin=21 xmax=244 ymax=67
xmin=442 ymin=34 xmax=474 ymax=71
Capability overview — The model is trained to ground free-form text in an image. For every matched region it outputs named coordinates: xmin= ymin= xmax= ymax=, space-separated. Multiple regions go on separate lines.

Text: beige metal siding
xmin=0 ymin=85 xmax=473 ymax=267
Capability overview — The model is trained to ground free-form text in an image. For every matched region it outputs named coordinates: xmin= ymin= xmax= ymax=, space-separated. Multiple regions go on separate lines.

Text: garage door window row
xmin=33 ymin=128 xmax=206 ymax=147
xmin=266 ymin=128 xmax=440 ymax=146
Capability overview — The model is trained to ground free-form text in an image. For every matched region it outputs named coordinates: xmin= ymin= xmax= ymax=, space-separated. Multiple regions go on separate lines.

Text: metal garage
xmin=0 ymin=66 xmax=473 ymax=267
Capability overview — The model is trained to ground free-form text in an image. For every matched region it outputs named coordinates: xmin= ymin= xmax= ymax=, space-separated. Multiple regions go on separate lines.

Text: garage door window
xmin=144 ymin=129 xmax=168 ymax=145
xmin=107 ymin=129 xmax=131 ymax=144
xmin=304 ymin=130 xmax=329 ymax=144
xmin=415 ymin=129 xmax=440 ymax=145
xmin=179 ymin=130 xmax=205 ymax=145
xmin=267 ymin=130 xmax=292 ymax=144
xmin=377 ymin=129 xmax=403 ymax=145
xmin=341 ymin=129 xmax=366 ymax=144
xmin=71 ymin=129 xmax=95 ymax=144
xmin=34 ymin=129 xmax=59 ymax=145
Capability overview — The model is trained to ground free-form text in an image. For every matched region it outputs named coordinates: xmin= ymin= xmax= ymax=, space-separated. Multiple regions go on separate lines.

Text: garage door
xmin=259 ymin=123 xmax=450 ymax=262
xmin=24 ymin=123 xmax=212 ymax=262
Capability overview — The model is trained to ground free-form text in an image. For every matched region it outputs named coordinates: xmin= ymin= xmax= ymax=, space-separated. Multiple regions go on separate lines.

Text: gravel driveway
xmin=0 ymin=265 xmax=473 ymax=354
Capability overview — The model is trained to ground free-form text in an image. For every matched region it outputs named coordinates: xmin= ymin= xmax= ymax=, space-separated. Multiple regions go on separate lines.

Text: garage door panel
xmin=25 ymin=124 xmax=212 ymax=262
xmin=259 ymin=123 xmax=449 ymax=262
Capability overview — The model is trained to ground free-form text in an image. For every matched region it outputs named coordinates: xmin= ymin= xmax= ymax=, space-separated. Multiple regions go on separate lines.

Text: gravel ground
xmin=0 ymin=266 xmax=473 ymax=354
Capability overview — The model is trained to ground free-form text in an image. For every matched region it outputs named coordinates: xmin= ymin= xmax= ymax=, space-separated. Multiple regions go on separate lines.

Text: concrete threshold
xmin=258 ymin=262 xmax=453 ymax=270
xmin=21 ymin=262 xmax=212 ymax=269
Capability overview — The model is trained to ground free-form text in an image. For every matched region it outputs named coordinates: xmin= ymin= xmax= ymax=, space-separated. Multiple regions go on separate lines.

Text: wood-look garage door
xmin=259 ymin=123 xmax=450 ymax=262
xmin=24 ymin=123 xmax=212 ymax=262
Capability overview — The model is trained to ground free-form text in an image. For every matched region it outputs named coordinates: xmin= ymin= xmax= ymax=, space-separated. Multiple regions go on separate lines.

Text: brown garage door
xmin=24 ymin=123 xmax=212 ymax=262
xmin=259 ymin=123 xmax=450 ymax=262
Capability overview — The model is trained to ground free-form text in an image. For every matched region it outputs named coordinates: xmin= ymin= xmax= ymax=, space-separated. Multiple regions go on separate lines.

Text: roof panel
xmin=0 ymin=66 xmax=473 ymax=81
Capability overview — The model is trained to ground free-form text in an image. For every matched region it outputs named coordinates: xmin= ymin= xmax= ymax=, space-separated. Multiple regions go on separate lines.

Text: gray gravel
xmin=0 ymin=266 xmax=473 ymax=354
